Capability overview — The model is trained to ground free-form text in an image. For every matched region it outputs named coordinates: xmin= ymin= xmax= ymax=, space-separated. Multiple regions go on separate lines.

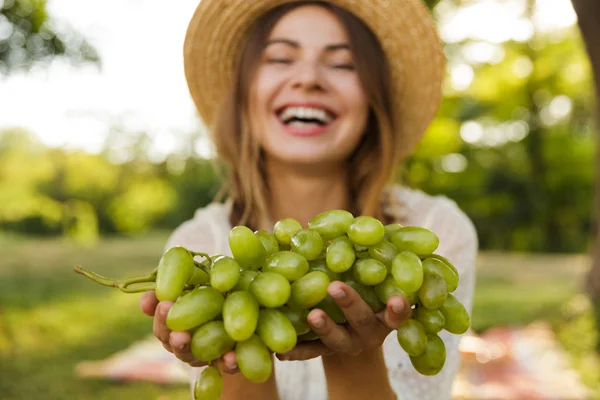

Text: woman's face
xmin=250 ymin=5 xmax=369 ymax=168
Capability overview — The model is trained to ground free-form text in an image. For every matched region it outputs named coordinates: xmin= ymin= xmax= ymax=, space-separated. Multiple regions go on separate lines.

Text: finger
xmin=306 ymin=309 xmax=356 ymax=354
xmin=276 ymin=340 xmax=333 ymax=361
xmin=153 ymin=301 xmax=173 ymax=346
xmin=169 ymin=330 xmax=198 ymax=364
xmin=220 ymin=351 xmax=239 ymax=374
xmin=376 ymin=296 xmax=412 ymax=330
xmin=328 ymin=282 xmax=384 ymax=341
xmin=140 ymin=291 xmax=159 ymax=316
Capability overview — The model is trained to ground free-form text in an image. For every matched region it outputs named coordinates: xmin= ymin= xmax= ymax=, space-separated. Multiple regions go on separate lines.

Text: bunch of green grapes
xmin=74 ymin=210 xmax=470 ymax=400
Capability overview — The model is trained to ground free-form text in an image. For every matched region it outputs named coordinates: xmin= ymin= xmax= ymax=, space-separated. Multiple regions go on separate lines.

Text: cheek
xmin=341 ymin=79 xmax=370 ymax=140
xmin=249 ymin=71 xmax=273 ymax=142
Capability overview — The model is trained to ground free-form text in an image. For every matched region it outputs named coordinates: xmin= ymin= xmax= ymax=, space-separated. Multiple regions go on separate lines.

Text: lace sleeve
xmin=384 ymin=193 xmax=478 ymax=400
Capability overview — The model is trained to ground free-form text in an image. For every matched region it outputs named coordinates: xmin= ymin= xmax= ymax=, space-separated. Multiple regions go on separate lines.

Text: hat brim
xmin=184 ymin=0 xmax=445 ymax=161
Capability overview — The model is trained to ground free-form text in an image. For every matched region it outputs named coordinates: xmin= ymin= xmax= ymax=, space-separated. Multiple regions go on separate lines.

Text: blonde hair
xmin=210 ymin=2 xmax=400 ymax=230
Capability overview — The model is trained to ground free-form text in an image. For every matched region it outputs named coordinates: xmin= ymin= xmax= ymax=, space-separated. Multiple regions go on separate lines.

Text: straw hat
xmin=183 ymin=0 xmax=445 ymax=161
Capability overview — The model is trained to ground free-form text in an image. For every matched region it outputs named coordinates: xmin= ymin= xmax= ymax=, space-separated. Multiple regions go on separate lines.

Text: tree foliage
xmin=0 ymin=0 xmax=98 ymax=75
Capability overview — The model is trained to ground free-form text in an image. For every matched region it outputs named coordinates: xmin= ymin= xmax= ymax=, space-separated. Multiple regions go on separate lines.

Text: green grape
xmin=374 ymin=275 xmax=406 ymax=304
xmin=166 ymin=287 xmax=224 ymax=331
xmin=255 ymin=231 xmax=279 ymax=256
xmin=419 ymin=273 xmax=448 ymax=310
xmin=355 ymin=250 xmax=371 ymax=260
xmin=250 ymin=272 xmax=291 ymax=308
xmin=308 ymin=258 xmax=341 ymax=281
xmin=390 ymin=227 xmax=439 ymax=256
xmin=187 ymin=267 xmax=210 ymax=286
xmin=273 ymin=218 xmax=303 ymax=245
xmin=289 ymin=271 xmax=330 ymax=309
xmin=368 ymin=240 xmax=398 ymax=270
xmin=326 ymin=236 xmax=356 ymax=273
xmin=425 ymin=253 xmax=459 ymax=276
xmin=314 ymin=295 xmax=346 ymax=324
xmin=344 ymin=277 xmax=385 ymax=313
xmin=397 ymin=319 xmax=428 ymax=356
xmin=155 ymin=246 xmax=196 ymax=302
xmin=256 ymin=309 xmax=297 ymax=354
xmin=422 ymin=257 xmax=458 ymax=292
xmin=194 ymin=366 xmax=223 ymax=400
xmin=228 ymin=226 xmax=266 ymax=270
xmin=235 ymin=335 xmax=273 ymax=383
xmin=353 ymin=259 xmax=387 ymax=286
xmin=409 ymin=334 xmax=446 ymax=376
xmin=384 ymin=223 xmax=403 ymax=239
xmin=308 ymin=210 xmax=354 ymax=240
xmin=405 ymin=291 xmax=419 ymax=306
xmin=291 ymin=229 xmax=324 ymax=260
xmin=232 ymin=270 xmax=259 ymax=292
xmin=263 ymin=251 xmax=309 ymax=282
xmin=210 ymin=256 xmax=241 ymax=293
xmin=391 ymin=251 xmax=424 ymax=293
xmin=278 ymin=306 xmax=311 ymax=335
xmin=348 ymin=216 xmax=385 ymax=246
xmin=354 ymin=243 xmax=369 ymax=253
xmin=440 ymin=294 xmax=470 ymax=334
xmin=222 ymin=291 xmax=259 ymax=341
xmin=190 ymin=321 xmax=235 ymax=362
xmin=414 ymin=307 xmax=446 ymax=334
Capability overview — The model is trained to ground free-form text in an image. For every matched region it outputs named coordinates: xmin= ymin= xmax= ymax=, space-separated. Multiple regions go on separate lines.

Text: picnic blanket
xmin=75 ymin=322 xmax=590 ymax=399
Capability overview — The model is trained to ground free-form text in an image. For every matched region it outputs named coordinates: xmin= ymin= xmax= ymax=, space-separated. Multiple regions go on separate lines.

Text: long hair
xmin=210 ymin=1 xmax=398 ymax=230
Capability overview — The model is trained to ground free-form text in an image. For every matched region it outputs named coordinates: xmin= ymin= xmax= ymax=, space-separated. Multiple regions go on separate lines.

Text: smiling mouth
xmin=276 ymin=106 xmax=336 ymax=128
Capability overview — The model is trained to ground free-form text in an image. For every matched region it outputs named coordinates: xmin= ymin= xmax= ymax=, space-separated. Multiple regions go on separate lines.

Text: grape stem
xmin=73 ymin=265 xmax=157 ymax=293
xmin=189 ymin=251 xmax=213 ymax=268
xmin=194 ymin=261 xmax=211 ymax=275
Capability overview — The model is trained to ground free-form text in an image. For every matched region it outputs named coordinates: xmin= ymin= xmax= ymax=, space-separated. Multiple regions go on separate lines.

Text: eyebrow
xmin=266 ymin=38 xmax=351 ymax=52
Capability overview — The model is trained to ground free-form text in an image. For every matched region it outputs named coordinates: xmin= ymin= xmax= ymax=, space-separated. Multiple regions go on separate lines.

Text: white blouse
xmin=164 ymin=185 xmax=478 ymax=400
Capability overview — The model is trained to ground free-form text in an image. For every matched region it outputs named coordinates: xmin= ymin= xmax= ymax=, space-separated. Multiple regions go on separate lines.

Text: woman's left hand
xmin=276 ymin=281 xmax=412 ymax=361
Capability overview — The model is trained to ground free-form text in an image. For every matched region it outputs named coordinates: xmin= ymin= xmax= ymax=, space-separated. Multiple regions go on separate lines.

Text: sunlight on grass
xmin=2 ymin=290 xmax=149 ymax=356
xmin=472 ymin=281 xmax=577 ymax=331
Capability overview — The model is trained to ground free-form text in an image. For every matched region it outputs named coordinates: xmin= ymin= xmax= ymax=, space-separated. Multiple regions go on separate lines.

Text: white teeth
xmin=288 ymin=121 xmax=317 ymax=127
xmin=279 ymin=107 xmax=333 ymax=124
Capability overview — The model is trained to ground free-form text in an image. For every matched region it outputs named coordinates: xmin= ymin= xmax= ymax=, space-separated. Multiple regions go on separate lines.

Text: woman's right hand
xmin=140 ymin=291 xmax=239 ymax=373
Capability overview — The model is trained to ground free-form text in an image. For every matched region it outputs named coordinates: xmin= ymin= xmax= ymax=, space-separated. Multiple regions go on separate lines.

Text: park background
xmin=1 ymin=0 xmax=600 ymax=399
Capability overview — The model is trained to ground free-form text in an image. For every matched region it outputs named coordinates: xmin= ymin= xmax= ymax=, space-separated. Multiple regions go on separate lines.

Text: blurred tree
xmin=571 ymin=0 xmax=600 ymax=302
xmin=404 ymin=0 xmax=594 ymax=253
xmin=0 ymin=0 xmax=99 ymax=75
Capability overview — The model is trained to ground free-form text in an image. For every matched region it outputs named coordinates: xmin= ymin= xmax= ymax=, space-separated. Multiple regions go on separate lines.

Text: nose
xmin=290 ymin=60 xmax=326 ymax=92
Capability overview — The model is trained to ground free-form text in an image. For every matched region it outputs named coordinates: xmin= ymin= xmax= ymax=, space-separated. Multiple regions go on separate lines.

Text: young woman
xmin=140 ymin=1 xmax=478 ymax=399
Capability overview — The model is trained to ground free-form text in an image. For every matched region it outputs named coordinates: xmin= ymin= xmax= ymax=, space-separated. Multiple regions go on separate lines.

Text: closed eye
xmin=267 ymin=58 xmax=292 ymax=64
xmin=332 ymin=64 xmax=355 ymax=70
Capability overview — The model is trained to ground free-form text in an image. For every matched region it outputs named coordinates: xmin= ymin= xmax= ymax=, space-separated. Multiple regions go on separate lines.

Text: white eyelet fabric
xmin=163 ymin=185 xmax=478 ymax=400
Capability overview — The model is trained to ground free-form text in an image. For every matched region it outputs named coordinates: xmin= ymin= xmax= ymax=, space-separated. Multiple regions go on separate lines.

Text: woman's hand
xmin=276 ymin=281 xmax=412 ymax=361
xmin=139 ymin=291 xmax=239 ymax=373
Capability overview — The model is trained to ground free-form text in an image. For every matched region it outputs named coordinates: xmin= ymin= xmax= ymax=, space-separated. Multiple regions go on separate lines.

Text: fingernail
xmin=392 ymin=301 xmax=404 ymax=314
xmin=311 ymin=316 xmax=325 ymax=329
xmin=330 ymin=288 xmax=346 ymax=300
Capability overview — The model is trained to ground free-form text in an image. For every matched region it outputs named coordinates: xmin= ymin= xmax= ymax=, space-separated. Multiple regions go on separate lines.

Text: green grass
xmin=1 ymin=233 xmax=599 ymax=399
xmin=0 ymin=231 xmax=190 ymax=400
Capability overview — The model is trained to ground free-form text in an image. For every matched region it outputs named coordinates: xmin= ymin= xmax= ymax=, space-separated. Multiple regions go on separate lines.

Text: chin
xmin=269 ymin=149 xmax=345 ymax=168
